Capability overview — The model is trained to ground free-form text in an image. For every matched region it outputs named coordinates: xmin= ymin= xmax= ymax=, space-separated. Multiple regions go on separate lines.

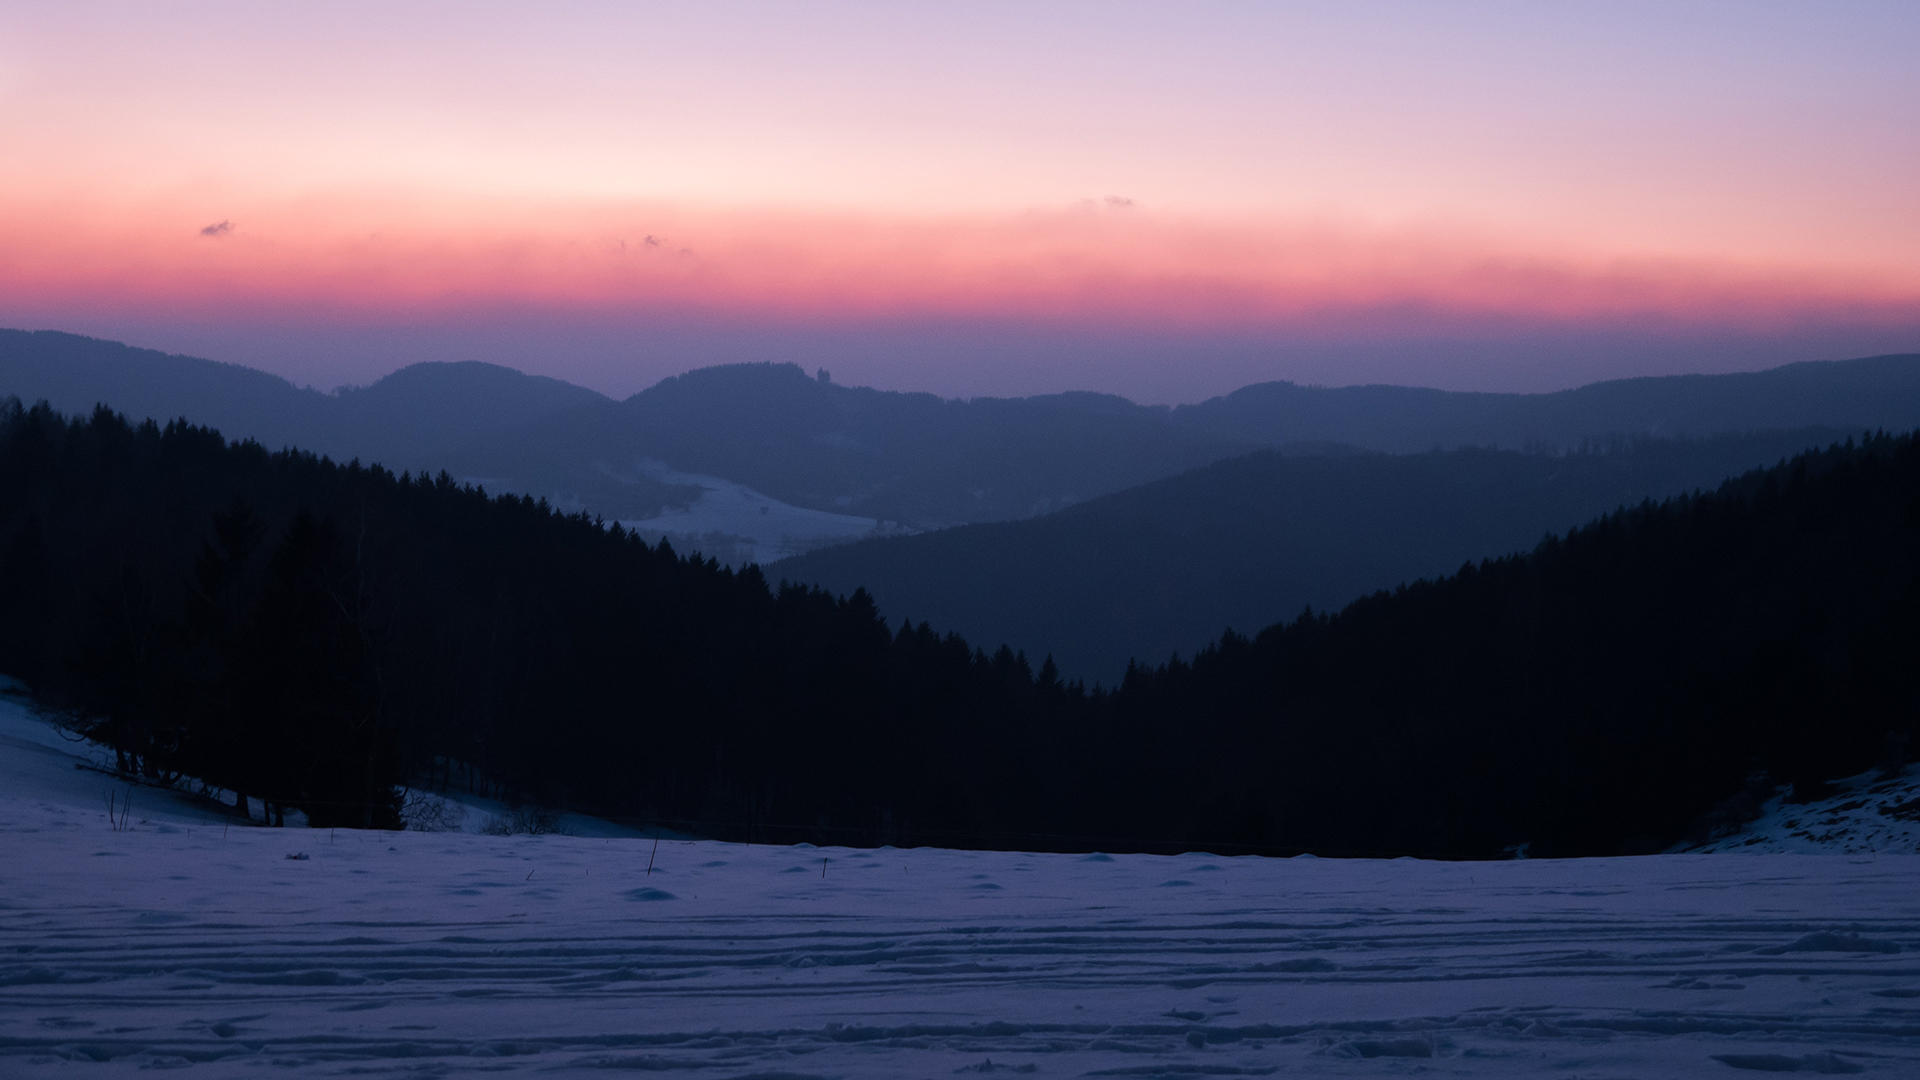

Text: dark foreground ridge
xmin=1 ymin=398 xmax=1915 ymax=856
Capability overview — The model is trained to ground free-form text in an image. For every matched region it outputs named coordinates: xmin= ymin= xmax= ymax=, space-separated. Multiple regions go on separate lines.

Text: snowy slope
xmin=618 ymin=461 xmax=912 ymax=567
xmin=3 ymin=697 xmax=1919 ymax=1077
xmin=0 ymin=689 xmax=641 ymax=841
xmin=0 ymin=690 xmax=236 ymax=829
xmin=1680 ymin=764 xmax=1920 ymax=855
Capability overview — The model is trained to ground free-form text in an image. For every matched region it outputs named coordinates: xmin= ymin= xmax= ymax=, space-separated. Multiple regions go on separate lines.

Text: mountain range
xmin=0 ymin=329 xmax=604 ymax=476
xmin=7 ymin=328 xmax=1918 ymax=533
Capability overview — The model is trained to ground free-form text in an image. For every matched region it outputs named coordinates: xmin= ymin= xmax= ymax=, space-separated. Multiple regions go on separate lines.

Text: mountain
xmin=0 ymin=332 xmax=1252 ymax=524
xmin=324 ymin=359 xmax=608 ymax=471
xmin=1169 ymin=353 xmax=1920 ymax=451
xmin=428 ymin=352 xmax=1920 ymax=530
xmin=773 ymin=429 xmax=1864 ymax=682
xmin=448 ymin=362 xmax=1255 ymax=527
xmin=0 ymin=329 xmax=610 ymax=476
xmin=0 ymin=329 xmax=337 ymax=451
xmin=9 ymin=327 xmax=1920 ymax=531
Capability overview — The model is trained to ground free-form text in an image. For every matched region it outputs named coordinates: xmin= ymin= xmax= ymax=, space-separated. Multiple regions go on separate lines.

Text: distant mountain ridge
xmin=326 ymin=359 xmax=607 ymax=468
xmin=0 ymin=329 xmax=335 ymax=448
xmin=0 ymin=329 xmax=608 ymax=477
xmin=5 ymin=327 xmax=1918 ymax=530
xmin=449 ymin=362 xmax=1251 ymax=526
xmin=523 ymin=353 xmax=1920 ymax=527
xmin=1172 ymin=353 xmax=1920 ymax=451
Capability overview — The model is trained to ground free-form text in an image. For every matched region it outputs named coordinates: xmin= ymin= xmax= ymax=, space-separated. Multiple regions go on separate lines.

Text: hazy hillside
xmin=450 ymin=363 xmax=1255 ymax=527
xmin=0 ymin=333 xmax=1255 ymax=525
xmin=0 ymin=330 xmax=338 ymax=451
xmin=11 ymin=328 xmax=1920 ymax=531
xmin=325 ymin=358 xmax=608 ymax=470
xmin=0 ymin=329 xmax=611 ymax=478
xmin=775 ymin=429 xmax=1862 ymax=682
xmin=456 ymin=354 xmax=1920 ymax=529
xmin=1171 ymin=353 xmax=1920 ymax=451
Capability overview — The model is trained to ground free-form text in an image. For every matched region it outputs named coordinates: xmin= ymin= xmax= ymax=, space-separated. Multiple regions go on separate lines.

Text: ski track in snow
xmin=4 ymin=706 xmax=1920 ymax=1076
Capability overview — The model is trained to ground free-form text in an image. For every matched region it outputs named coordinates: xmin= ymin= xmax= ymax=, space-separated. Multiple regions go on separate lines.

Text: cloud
xmin=199 ymin=220 xmax=233 ymax=238
xmin=643 ymin=234 xmax=661 ymax=246
xmin=1104 ymin=196 xmax=1135 ymax=208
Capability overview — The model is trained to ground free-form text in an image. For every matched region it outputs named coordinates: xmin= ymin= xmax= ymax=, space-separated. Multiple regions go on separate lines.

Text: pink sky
xmin=3 ymin=1 xmax=1917 ymax=400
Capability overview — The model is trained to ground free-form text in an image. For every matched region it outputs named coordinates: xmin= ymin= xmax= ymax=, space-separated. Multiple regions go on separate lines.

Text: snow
xmin=1679 ymin=764 xmax=1920 ymax=856
xmin=618 ymin=462 xmax=913 ymax=567
xmin=398 ymin=788 xmax=651 ymax=840
xmin=4 ymin=698 xmax=1920 ymax=1077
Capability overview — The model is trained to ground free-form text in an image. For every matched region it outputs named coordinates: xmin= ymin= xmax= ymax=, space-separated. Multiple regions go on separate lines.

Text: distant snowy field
xmin=4 ymin=701 xmax=1919 ymax=1077
xmin=618 ymin=462 xmax=912 ymax=567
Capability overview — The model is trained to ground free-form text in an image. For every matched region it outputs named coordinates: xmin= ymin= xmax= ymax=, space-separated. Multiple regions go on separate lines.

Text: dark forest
xmin=2 ymin=399 xmax=1914 ymax=856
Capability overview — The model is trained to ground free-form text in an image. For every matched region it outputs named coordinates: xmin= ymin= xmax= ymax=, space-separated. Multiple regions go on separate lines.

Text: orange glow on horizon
xmin=5 ymin=4 xmax=1916 ymax=396
xmin=6 ymin=192 xmax=1917 ymax=338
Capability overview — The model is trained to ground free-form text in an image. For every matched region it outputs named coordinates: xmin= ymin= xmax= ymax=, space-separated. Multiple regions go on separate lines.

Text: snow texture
xmin=1679 ymin=764 xmax=1920 ymax=855
xmin=618 ymin=462 xmax=912 ymax=567
xmin=3 ymin=698 xmax=1919 ymax=1077
xmin=397 ymin=788 xmax=650 ymax=840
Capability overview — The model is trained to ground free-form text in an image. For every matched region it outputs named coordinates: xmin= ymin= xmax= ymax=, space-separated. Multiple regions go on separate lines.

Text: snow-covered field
xmin=4 ymin=701 xmax=1919 ymax=1077
xmin=618 ymin=462 xmax=912 ymax=567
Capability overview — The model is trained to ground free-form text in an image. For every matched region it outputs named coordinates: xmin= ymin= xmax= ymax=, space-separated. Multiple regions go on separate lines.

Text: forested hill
xmin=1107 ymin=432 xmax=1920 ymax=857
xmin=0 ymin=329 xmax=618 ymax=484
xmin=11 ymin=329 xmax=1920 ymax=532
xmin=2 ymin=399 xmax=1915 ymax=856
xmin=1168 ymin=352 xmax=1920 ymax=452
xmin=297 ymin=350 xmax=1920 ymax=527
xmin=774 ymin=428 xmax=1856 ymax=683
xmin=444 ymin=362 xmax=1250 ymax=527
xmin=0 ymin=400 xmax=1062 ymax=836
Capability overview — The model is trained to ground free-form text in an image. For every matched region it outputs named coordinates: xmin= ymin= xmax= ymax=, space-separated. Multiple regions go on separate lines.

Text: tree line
xmin=1 ymin=398 xmax=1914 ymax=855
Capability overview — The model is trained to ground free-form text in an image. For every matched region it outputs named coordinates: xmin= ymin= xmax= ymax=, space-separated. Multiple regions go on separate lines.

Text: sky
xmin=3 ymin=1 xmax=1917 ymax=402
